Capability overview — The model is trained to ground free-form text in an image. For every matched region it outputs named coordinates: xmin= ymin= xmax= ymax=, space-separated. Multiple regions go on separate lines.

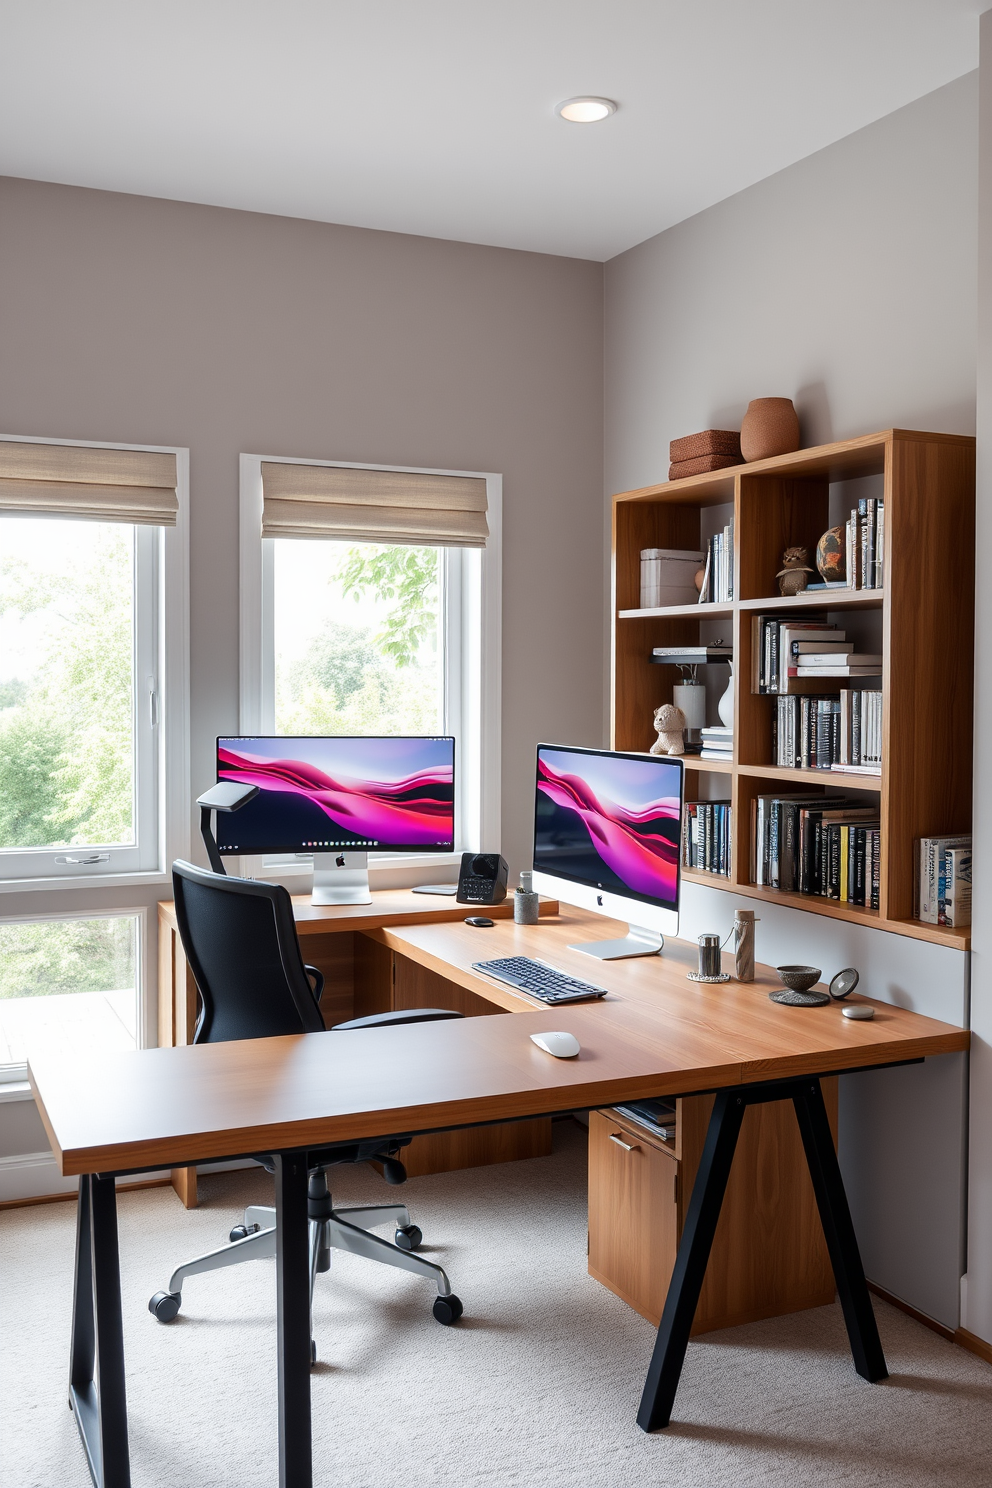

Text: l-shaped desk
xmin=33 ymin=896 xmax=970 ymax=1488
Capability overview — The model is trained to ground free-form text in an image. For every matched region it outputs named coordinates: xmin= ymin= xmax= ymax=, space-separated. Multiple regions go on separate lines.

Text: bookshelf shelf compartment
xmin=611 ymin=428 xmax=975 ymax=950
xmin=739 ymin=591 xmax=885 ymax=613
xmin=737 ymin=764 xmax=882 ymax=789
xmin=618 ymin=602 xmax=734 ymax=621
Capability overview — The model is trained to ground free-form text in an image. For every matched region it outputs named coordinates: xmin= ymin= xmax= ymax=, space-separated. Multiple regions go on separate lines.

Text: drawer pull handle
xmin=609 ymin=1133 xmax=638 ymax=1152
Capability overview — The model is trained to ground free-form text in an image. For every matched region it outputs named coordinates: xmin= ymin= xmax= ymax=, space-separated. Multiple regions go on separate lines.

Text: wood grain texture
xmin=588 ymin=1108 xmax=679 ymax=1325
xmin=881 ymin=435 xmax=975 ymax=921
xmin=682 ymin=1081 xmax=838 ymax=1334
xmin=611 ymin=428 xmax=975 ymax=950
xmin=32 ymin=911 xmax=967 ymax=1179
xmin=392 ymin=952 xmax=554 ymax=1171
xmin=737 ymin=474 xmax=828 ymax=604
xmin=400 ymin=1118 xmax=552 ymax=1178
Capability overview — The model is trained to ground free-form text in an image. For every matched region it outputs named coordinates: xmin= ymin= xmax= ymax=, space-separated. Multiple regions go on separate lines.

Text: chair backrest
xmin=171 ymin=860 xmax=326 ymax=1044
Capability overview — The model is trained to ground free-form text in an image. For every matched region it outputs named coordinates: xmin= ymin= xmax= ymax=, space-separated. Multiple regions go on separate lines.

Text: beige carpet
xmin=2 ymin=1120 xmax=991 ymax=1488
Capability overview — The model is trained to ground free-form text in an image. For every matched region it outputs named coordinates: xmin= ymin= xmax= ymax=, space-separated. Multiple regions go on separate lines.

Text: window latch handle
xmin=148 ymin=675 xmax=158 ymax=727
xmin=55 ymin=853 xmax=111 ymax=865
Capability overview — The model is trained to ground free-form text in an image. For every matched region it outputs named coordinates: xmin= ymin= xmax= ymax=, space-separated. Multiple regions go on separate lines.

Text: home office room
xmin=1 ymin=5 xmax=991 ymax=1486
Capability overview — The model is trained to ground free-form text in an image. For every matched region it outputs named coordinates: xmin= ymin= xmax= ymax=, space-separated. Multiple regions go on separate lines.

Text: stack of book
xmin=697 ymin=518 xmax=734 ymax=603
xmin=612 ymin=1099 xmax=677 ymax=1142
xmin=752 ymin=617 xmax=881 ymax=692
xmin=751 ymin=793 xmax=880 ymax=907
xmin=916 ymin=835 xmax=972 ymax=928
xmin=700 ymin=725 xmax=733 ymax=762
xmin=682 ymin=801 xmax=732 ymax=876
xmin=772 ymin=688 xmax=882 ymax=773
xmin=846 ymin=497 xmax=885 ymax=591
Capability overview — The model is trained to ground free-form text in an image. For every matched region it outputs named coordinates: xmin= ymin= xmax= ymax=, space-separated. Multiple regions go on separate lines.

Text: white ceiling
xmin=0 ymin=1 xmax=982 ymax=261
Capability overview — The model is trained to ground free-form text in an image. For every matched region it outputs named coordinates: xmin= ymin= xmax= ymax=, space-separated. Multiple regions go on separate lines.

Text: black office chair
xmin=148 ymin=861 xmax=464 ymax=1358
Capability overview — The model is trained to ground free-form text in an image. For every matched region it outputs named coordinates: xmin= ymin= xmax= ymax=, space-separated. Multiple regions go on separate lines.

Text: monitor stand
xmin=311 ymin=851 xmax=373 ymax=906
xmin=569 ymin=925 xmax=664 ymax=961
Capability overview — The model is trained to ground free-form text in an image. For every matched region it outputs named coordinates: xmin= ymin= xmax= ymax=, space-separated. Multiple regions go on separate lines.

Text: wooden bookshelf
xmin=611 ymin=428 xmax=975 ymax=950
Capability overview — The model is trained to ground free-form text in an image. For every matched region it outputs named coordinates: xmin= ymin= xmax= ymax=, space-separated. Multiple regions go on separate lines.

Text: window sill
xmin=0 ymin=870 xmax=173 ymax=896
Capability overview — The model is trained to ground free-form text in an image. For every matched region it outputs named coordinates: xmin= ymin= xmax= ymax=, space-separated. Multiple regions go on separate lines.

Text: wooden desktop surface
xmin=156 ymin=887 xmax=556 ymax=938
xmin=31 ymin=909 xmax=967 ymax=1178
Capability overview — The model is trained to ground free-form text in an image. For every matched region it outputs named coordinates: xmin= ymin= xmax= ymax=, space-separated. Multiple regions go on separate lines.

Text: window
xmin=0 ymin=517 xmax=159 ymax=879
xmin=0 ymin=913 xmax=140 ymax=1082
xmin=0 ymin=437 xmax=189 ymax=888
xmin=0 ymin=435 xmax=188 ymax=1090
xmin=240 ymin=456 xmax=501 ymax=872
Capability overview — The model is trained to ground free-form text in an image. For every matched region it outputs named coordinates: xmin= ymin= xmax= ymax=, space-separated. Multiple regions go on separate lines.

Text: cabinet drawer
xmin=587 ymin=1108 xmax=679 ymax=1326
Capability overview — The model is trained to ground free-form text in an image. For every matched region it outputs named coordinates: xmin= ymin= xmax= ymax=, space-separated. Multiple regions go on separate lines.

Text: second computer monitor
xmin=215 ymin=735 xmax=455 ymax=904
xmin=531 ymin=743 xmax=683 ymax=959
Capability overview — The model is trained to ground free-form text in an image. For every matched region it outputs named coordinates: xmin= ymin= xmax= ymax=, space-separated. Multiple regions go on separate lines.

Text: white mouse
xmin=530 ymin=1030 xmax=581 ymax=1059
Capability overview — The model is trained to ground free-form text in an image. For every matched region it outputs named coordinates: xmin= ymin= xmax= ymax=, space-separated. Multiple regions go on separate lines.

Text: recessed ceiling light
xmin=556 ymin=97 xmax=617 ymax=124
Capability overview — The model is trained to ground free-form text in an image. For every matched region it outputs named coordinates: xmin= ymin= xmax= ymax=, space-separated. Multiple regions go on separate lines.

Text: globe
xmin=816 ymin=525 xmax=846 ymax=583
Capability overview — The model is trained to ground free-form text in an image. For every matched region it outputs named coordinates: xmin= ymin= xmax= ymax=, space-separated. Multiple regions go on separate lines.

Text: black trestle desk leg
xmin=792 ymin=1079 xmax=888 ymax=1383
xmin=275 ymin=1152 xmax=313 ymax=1488
xmin=69 ymin=1173 xmax=131 ymax=1488
xmin=637 ymin=1089 xmax=747 ymax=1432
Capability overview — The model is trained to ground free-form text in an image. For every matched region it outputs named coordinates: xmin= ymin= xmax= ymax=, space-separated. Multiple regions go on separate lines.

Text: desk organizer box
xmin=639 ymin=548 xmax=704 ymax=608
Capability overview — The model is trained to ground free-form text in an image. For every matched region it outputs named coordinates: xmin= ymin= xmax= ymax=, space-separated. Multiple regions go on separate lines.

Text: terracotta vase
xmin=740 ymin=398 xmax=800 ymax=462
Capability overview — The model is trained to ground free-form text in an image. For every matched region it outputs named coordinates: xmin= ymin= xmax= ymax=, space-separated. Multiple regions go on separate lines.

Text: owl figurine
xmin=776 ymin=546 xmax=814 ymax=596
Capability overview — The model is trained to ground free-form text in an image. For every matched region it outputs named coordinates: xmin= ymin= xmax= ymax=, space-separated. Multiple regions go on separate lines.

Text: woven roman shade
xmin=0 ymin=442 xmax=179 ymax=526
xmin=260 ymin=463 xmax=488 ymax=547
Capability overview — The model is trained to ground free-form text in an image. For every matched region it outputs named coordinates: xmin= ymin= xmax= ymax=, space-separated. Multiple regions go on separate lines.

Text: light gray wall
xmin=604 ymin=74 xmax=979 ymax=1331
xmin=0 ymin=178 xmax=605 ymax=1169
xmin=967 ymin=10 xmax=992 ymax=1351
xmin=0 ymin=175 xmax=606 ymax=882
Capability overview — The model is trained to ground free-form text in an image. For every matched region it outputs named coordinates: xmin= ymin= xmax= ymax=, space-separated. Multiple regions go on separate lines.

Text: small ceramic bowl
xmin=776 ymin=965 xmax=822 ymax=992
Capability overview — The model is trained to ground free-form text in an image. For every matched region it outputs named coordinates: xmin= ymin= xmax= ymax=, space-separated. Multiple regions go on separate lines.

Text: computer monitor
xmin=215 ymin=736 xmax=455 ymax=905
xmin=530 ymin=743 xmax=683 ymax=959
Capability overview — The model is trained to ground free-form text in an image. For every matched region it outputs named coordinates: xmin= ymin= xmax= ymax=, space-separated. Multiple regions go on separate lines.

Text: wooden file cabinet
xmin=589 ymin=1081 xmax=838 ymax=1334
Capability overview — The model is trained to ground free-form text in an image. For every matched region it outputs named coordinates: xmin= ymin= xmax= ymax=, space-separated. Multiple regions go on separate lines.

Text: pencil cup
xmin=514 ymin=871 xmax=540 ymax=925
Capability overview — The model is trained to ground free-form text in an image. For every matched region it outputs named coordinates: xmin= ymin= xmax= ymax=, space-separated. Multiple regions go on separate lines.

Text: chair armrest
xmin=304 ymin=966 xmax=325 ymax=1004
xmin=331 ymin=1008 xmax=463 ymax=1032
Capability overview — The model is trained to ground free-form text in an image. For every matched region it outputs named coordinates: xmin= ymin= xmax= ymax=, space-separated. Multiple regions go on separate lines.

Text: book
xmin=915 ymin=834 xmax=971 ymax=922
xmin=795 ymin=664 xmax=882 ymax=677
xmin=799 ymin=653 xmax=881 ymax=668
xmin=942 ymin=846 xmax=972 ymax=928
xmin=651 ymin=645 xmax=733 ymax=660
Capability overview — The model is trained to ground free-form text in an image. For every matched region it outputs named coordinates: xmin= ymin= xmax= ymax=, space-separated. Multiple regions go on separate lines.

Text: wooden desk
xmin=31 ymin=910 xmax=969 ymax=1487
xmin=157 ymin=890 xmax=559 ymax=1205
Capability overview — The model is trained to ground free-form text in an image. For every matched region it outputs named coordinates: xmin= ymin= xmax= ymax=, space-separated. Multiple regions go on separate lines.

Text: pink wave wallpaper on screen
xmin=218 ymin=742 xmax=453 ymax=846
xmin=536 ymin=752 xmax=680 ymax=900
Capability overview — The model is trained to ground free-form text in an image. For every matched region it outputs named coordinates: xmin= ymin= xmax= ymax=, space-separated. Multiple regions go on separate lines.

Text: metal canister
xmin=697 ymin=933 xmax=723 ymax=979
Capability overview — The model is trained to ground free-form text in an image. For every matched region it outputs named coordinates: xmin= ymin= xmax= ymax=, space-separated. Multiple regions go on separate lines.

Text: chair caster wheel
xmin=394 ymin=1224 xmax=422 ymax=1252
xmin=310 ymin=1339 xmax=317 ymax=1367
xmin=229 ymin=1223 xmax=260 ymax=1243
xmin=149 ymin=1290 xmax=182 ymax=1323
xmin=433 ymin=1294 xmax=463 ymax=1325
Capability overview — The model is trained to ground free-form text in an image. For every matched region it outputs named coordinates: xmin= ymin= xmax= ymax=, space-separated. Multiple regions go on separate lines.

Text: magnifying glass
xmin=829 ymin=968 xmax=861 ymax=1001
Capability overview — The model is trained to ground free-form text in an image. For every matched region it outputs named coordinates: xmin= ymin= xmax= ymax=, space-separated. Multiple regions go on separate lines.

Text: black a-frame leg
xmin=792 ymin=1078 xmax=887 ymax=1383
xmin=636 ymin=1088 xmax=747 ymax=1431
xmin=274 ymin=1152 xmax=313 ymax=1488
xmin=637 ymin=1077 xmax=886 ymax=1432
xmin=69 ymin=1174 xmax=131 ymax=1488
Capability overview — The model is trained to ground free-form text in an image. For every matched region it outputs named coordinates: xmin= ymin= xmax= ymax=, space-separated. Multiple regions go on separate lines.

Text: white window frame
xmin=238 ymin=454 xmax=501 ymax=884
xmin=0 ymin=434 xmax=190 ymax=893
xmin=0 ymin=904 xmax=151 ymax=1084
